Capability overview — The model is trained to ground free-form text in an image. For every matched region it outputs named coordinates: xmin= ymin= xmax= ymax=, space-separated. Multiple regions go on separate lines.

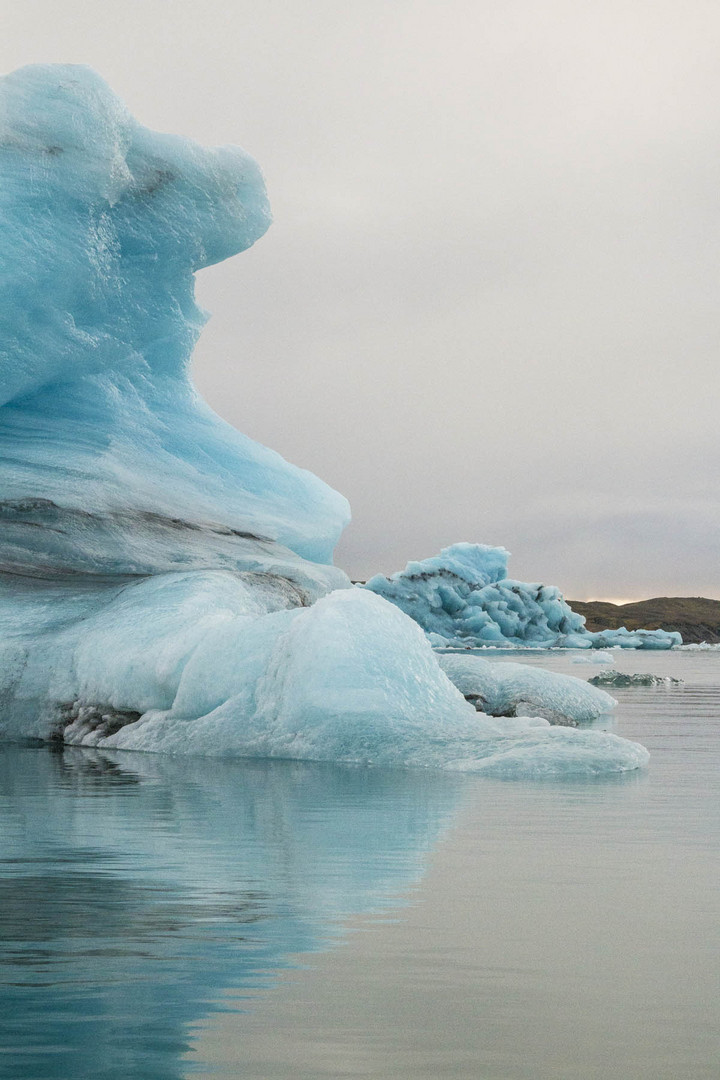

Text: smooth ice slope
xmin=0 ymin=65 xmax=649 ymax=778
xmin=366 ymin=544 xmax=681 ymax=649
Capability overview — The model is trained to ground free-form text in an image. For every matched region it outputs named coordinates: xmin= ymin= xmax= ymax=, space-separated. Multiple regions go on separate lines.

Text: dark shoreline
xmin=568 ymin=596 xmax=720 ymax=645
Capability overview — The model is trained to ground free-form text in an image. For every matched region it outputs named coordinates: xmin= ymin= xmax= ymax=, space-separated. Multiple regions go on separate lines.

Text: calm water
xmin=1 ymin=649 xmax=718 ymax=1079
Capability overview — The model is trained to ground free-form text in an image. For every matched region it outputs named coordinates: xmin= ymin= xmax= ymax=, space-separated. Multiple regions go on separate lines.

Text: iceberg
xmin=365 ymin=543 xmax=682 ymax=649
xmin=0 ymin=64 xmax=649 ymax=778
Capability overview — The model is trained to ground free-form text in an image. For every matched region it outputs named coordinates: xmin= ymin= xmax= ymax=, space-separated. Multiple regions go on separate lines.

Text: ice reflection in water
xmin=3 ymin=650 xmax=719 ymax=1080
xmin=188 ymin=650 xmax=720 ymax=1080
xmin=0 ymin=750 xmax=464 ymax=1080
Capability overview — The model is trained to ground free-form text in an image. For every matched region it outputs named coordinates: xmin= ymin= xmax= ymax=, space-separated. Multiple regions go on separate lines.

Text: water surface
xmin=1 ymin=649 xmax=718 ymax=1079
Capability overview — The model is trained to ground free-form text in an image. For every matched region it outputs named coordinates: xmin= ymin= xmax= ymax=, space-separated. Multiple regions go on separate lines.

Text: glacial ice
xmin=0 ymin=64 xmax=650 ymax=778
xmin=365 ymin=543 xmax=682 ymax=649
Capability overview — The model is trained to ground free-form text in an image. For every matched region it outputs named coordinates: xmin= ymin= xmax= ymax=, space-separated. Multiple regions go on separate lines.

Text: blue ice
xmin=365 ymin=543 xmax=681 ymax=649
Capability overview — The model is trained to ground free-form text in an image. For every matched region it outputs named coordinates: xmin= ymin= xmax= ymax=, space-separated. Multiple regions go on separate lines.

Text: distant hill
xmin=568 ymin=597 xmax=720 ymax=645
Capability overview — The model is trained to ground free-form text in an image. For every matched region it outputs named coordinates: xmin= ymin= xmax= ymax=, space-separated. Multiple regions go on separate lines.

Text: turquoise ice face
xmin=0 ymin=63 xmax=349 ymax=566
xmin=0 ymin=63 xmax=271 ymax=401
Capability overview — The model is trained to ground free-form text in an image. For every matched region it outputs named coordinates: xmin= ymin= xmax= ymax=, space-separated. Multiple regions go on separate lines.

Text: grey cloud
xmin=3 ymin=0 xmax=719 ymax=598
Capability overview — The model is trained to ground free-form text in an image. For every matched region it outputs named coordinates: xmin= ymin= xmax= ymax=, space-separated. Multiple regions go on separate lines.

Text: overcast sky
xmin=3 ymin=0 xmax=719 ymax=600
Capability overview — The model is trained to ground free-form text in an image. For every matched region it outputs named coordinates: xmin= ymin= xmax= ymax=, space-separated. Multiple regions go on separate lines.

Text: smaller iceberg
xmin=365 ymin=544 xmax=681 ymax=650
xmin=588 ymin=670 xmax=683 ymax=687
xmin=438 ymin=653 xmax=616 ymax=725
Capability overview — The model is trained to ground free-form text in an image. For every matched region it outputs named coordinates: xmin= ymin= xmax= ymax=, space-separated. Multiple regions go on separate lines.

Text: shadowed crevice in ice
xmin=0 ymin=496 xmax=338 ymax=601
xmin=50 ymin=701 xmax=144 ymax=744
xmin=0 ymin=65 xmax=649 ymax=778
xmin=0 ymin=497 xmax=272 ymax=543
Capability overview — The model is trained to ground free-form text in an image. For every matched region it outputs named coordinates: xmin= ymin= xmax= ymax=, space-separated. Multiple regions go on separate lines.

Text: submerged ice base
xmin=366 ymin=544 xmax=681 ymax=650
xmin=0 ymin=65 xmax=649 ymax=779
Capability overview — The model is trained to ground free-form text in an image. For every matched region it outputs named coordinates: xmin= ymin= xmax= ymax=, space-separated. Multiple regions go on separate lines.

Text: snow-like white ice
xmin=0 ymin=65 xmax=650 ymax=778
xmin=365 ymin=543 xmax=682 ymax=649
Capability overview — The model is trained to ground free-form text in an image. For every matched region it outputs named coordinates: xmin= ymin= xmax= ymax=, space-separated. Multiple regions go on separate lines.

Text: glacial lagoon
xmin=2 ymin=647 xmax=718 ymax=1080
xmin=0 ymin=62 xmax=717 ymax=1080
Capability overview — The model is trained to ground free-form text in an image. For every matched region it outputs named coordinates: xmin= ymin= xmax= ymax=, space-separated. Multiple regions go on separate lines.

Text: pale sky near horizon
xmin=3 ymin=0 xmax=719 ymax=600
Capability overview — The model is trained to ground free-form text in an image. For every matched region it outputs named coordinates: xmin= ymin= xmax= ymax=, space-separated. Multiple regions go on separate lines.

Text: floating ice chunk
xmin=366 ymin=544 xmax=681 ymax=650
xmin=56 ymin=588 xmax=562 ymax=761
xmin=437 ymin=653 xmax=616 ymax=723
xmin=571 ymin=650 xmax=615 ymax=665
xmin=588 ymin=670 xmax=683 ymax=687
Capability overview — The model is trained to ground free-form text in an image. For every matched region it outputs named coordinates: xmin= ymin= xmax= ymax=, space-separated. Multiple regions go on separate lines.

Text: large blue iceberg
xmin=0 ymin=65 xmax=650 ymax=778
xmin=366 ymin=543 xmax=681 ymax=649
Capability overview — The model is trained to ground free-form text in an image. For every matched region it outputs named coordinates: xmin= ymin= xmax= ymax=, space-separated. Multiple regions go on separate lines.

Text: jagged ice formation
xmin=365 ymin=543 xmax=682 ymax=649
xmin=0 ymin=65 xmax=650 ymax=777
